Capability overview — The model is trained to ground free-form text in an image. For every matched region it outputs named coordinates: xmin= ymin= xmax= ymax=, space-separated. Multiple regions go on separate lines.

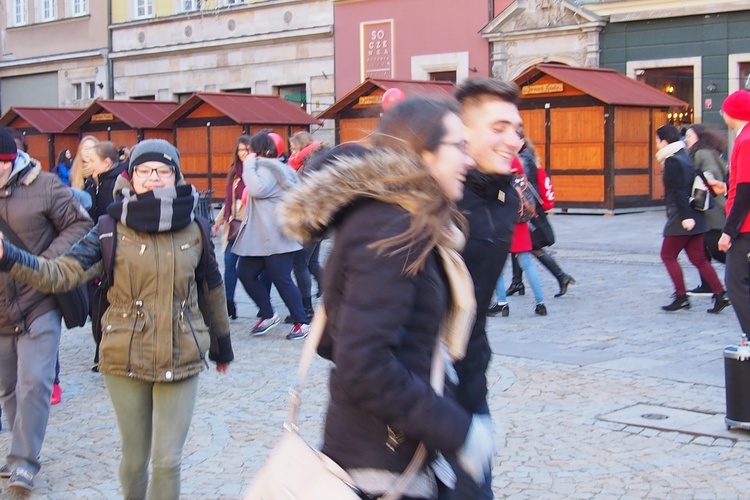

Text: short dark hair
xmin=93 ymin=141 xmax=119 ymax=165
xmin=656 ymin=124 xmax=681 ymax=144
xmin=7 ymin=128 xmax=28 ymax=153
xmin=455 ymin=78 xmax=520 ymax=107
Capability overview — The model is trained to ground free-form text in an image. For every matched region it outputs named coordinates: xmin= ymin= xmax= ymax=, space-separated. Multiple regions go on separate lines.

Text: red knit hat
xmin=722 ymin=90 xmax=750 ymax=121
xmin=0 ymin=128 xmax=18 ymax=163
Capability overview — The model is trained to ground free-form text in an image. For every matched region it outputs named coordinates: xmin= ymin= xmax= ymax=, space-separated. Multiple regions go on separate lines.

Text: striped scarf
xmin=107 ymin=183 xmax=199 ymax=233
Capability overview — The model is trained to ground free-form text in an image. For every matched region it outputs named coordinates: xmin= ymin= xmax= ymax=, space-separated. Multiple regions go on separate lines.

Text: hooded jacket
xmin=84 ymin=160 xmax=128 ymax=220
xmin=0 ymin=151 xmax=92 ymax=334
xmin=281 ymin=150 xmax=472 ymax=483
xmin=0 ymin=174 xmax=233 ymax=381
xmin=657 ymin=142 xmax=707 ymax=237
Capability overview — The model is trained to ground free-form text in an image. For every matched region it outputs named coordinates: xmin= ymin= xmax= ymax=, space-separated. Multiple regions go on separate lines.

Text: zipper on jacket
xmin=181 ymin=299 xmax=208 ymax=369
xmin=125 ymin=299 xmax=144 ymax=377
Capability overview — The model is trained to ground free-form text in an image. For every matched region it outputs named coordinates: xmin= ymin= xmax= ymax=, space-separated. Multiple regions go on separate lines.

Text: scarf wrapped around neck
xmin=108 ymin=179 xmax=199 ymax=233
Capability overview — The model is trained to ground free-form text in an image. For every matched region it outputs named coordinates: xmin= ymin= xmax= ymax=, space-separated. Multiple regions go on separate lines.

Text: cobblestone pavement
xmin=2 ymin=210 xmax=748 ymax=499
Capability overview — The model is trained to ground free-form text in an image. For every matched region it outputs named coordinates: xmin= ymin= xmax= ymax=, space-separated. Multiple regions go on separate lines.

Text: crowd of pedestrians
xmin=0 ymin=82 xmax=747 ymax=500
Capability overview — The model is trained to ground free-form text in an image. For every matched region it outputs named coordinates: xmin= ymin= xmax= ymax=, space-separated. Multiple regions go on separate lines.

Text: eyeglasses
xmin=440 ymin=140 xmax=469 ymax=155
xmin=133 ymin=165 xmax=175 ymax=179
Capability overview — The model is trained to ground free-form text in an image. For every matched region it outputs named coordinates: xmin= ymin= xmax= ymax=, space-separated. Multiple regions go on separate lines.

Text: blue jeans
xmin=104 ymin=374 xmax=199 ymax=500
xmin=224 ymin=248 xmax=239 ymax=302
xmin=495 ymin=252 xmax=544 ymax=304
xmin=237 ymin=252 xmax=307 ymax=324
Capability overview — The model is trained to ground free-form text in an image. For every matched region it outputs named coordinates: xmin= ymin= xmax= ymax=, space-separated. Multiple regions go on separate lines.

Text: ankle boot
xmin=662 ymin=295 xmax=690 ymax=311
xmin=535 ymin=303 xmax=547 ymax=316
xmin=707 ymin=291 xmax=731 ymax=314
xmin=302 ymin=296 xmax=314 ymax=321
xmin=511 ymin=254 xmax=523 ymax=283
xmin=227 ymin=301 xmax=237 ymax=320
xmin=506 ymin=281 xmax=525 ymax=296
xmin=535 ymin=250 xmax=575 ymax=297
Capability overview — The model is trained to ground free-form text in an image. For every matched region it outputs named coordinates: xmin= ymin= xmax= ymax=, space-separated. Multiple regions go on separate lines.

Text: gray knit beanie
xmin=129 ymin=139 xmax=182 ymax=181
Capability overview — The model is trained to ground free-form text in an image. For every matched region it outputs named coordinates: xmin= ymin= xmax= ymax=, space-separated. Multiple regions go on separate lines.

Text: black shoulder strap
xmin=194 ymin=215 xmax=212 ymax=285
xmin=694 ymin=168 xmax=717 ymax=200
xmin=98 ymin=215 xmax=117 ymax=288
xmin=0 ymin=215 xmax=29 ymax=252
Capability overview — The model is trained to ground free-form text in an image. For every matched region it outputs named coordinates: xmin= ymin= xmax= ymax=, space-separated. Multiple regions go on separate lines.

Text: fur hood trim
xmin=281 ymin=149 xmax=444 ymax=243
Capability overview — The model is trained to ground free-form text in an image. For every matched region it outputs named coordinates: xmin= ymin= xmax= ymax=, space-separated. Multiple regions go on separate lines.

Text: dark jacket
xmin=455 ymin=169 xmax=518 ymax=413
xmin=280 ymin=151 xmax=472 ymax=476
xmin=662 ymin=148 xmax=707 ymax=237
xmin=0 ymin=152 xmax=92 ymax=334
xmin=84 ymin=161 xmax=128 ymax=220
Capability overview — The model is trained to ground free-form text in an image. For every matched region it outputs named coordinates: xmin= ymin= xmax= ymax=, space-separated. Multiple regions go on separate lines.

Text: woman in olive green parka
xmin=0 ymin=139 xmax=234 ymax=500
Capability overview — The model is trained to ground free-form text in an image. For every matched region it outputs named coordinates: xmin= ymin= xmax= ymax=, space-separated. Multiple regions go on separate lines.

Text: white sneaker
xmin=251 ymin=313 xmax=280 ymax=335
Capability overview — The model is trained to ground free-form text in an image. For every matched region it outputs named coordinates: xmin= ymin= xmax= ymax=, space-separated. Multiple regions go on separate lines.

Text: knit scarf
xmin=108 ymin=181 xmax=199 ymax=233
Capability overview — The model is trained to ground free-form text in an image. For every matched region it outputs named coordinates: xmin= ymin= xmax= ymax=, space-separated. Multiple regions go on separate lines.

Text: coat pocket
xmin=99 ymin=303 xmax=149 ymax=371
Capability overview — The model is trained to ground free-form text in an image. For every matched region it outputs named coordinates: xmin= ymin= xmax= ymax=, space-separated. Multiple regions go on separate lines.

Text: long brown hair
xmin=370 ymin=96 xmax=465 ymax=275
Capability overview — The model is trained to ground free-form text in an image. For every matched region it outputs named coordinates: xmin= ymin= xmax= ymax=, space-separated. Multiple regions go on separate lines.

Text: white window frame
xmin=135 ymin=0 xmax=154 ymax=19
xmin=9 ymin=0 xmax=28 ymax=27
xmin=225 ymin=0 xmax=245 ymax=5
xmin=71 ymin=0 xmax=88 ymax=16
xmin=40 ymin=0 xmax=57 ymax=21
xmin=183 ymin=0 xmax=201 ymax=11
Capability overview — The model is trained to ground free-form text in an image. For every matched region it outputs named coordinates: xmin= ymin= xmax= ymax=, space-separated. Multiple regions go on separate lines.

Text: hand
xmin=216 ymin=363 xmax=229 ymax=374
xmin=681 ymin=219 xmax=696 ymax=231
xmin=457 ymin=414 xmax=493 ymax=485
xmin=707 ymin=179 xmax=727 ymax=196
xmin=718 ymin=233 xmax=732 ymax=252
xmin=211 ymin=223 xmax=221 ymax=237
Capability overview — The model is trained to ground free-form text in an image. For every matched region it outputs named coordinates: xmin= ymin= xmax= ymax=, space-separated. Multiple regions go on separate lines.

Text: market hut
xmin=158 ymin=92 xmax=320 ymax=200
xmin=63 ymin=99 xmax=178 ymax=150
xmin=0 ymin=107 xmax=84 ymax=171
xmin=316 ymin=78 xmax=455 ymax=144
xmin=513 ymin=63 xmax=689 ymax=213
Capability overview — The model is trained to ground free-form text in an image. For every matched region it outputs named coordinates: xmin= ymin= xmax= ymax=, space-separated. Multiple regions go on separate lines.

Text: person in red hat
xmin=719 ymin=89 xmax=750 ymax=334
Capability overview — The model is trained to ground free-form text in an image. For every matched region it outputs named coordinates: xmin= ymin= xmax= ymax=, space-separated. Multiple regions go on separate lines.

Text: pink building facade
xmin=333 ymin=0 xmax=512 ymax=96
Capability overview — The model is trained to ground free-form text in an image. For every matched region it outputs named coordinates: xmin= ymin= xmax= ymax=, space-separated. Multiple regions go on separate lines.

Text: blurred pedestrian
xmin=69 ymin=135 xmax=98 ymax=190
xmin=52 ymin=149 xmax=72 ymax=186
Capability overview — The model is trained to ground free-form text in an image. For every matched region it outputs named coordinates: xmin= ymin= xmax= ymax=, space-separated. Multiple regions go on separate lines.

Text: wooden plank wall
xmin=651 ymin=109 xmax=668 ymax=200
xmin=339 ymin=117 xmax=378 ymax=145
xmin=614 ymin=107 xmax=650 ymax=197
xmin=520 ymin=109 xmax=546 ymax=166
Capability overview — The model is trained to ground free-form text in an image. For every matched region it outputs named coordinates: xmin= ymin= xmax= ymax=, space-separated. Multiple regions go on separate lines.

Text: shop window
xmin=636 ymin=66 xmax=694 ymax=125
xmin=277 ymin=84 xmax=306 ymax=110
xmin=430 ymin=71 xmax=457 ymax=83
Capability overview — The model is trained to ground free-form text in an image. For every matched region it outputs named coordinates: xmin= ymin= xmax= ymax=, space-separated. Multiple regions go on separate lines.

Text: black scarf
xmin=108 ymin=184 xmax=199 ymax=233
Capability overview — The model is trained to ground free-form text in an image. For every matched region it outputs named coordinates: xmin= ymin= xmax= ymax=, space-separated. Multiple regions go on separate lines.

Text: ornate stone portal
xmin=482 ymin=0 xmax=605 ymax=81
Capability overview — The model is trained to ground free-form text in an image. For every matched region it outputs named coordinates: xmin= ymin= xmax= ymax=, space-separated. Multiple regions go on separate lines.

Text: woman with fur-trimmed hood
xmin=280 ymin=97 xmax=492 ymax=499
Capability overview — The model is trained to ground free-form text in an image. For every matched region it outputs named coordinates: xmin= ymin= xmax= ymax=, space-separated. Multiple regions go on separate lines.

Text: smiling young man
xmin=448 ymin=78 xmax=523 ymax=499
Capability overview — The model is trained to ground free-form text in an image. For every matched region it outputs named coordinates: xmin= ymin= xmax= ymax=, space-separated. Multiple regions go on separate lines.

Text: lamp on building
xmin=97 ymin=82 xmax=104 ymax=90
xmin=665 ymin=84 xmax=675 ymax=94
xmin=706 ymin=81 xmax=717 ymax=93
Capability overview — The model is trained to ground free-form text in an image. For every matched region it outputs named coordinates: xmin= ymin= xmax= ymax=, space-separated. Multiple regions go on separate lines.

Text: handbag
xmin=530 ymin=212 xmax=555 ymax=249
xmin=226 ymin=178 xmax=243 ymax=244
xmin=0 ymin=215 xmax=89 ymax=329
xmin=689 ymin=168 xmax=714 ymax=212
xmin=513 ymin=173 xmax=540 ymax=223
xmin=244 ymin=306 xmax=443 ymax=500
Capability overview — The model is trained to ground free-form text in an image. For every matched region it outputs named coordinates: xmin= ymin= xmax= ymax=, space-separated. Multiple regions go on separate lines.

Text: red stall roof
xmin=514 ymin=64 xmax=689 ymax=108
xmin=0 ymin=107 xmax=84 ymax=133
xmin=64 ymin=100 xmax=179 ymax=132
xmin=159 ymin=93 xmax=321 ymax=127
xmin=317 ymin=78 xmax=455 ymax=120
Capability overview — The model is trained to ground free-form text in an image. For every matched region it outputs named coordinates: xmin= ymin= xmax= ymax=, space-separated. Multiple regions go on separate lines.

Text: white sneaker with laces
xmin=251 ymin=313 xmax=281 ymax=335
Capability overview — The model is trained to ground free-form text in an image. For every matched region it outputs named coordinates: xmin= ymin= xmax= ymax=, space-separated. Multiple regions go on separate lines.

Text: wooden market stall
xmin=0 ymin=107 xmax=84 ymax=171
xmin=63 ymin=99 xmax=178 ymax=150
xmin=158 ymin=92 xmax=320 ymax=201
xmin=513 ymin=64 xmax=689 ymax=213
xmin=317 ymin=78 xmax=455 ymax=144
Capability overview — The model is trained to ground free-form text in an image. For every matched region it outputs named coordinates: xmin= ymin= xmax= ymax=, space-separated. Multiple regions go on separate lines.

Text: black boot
xmin=662 ymin=295 xmax=690 ymax=311
xmin=227 ymin=301 xmax=237 ymax=320
xmin=488 ymin=302 xmax=510 ymax=317
xmin=511 ymin=254 xmax=523 ymax=283
xmin=707 ymin=291 xmax=731 ymax=314
xmin=302 ymin=296 xmax=314 ymax=322
xmin=535 ymin=250 xmax=575 ymax=297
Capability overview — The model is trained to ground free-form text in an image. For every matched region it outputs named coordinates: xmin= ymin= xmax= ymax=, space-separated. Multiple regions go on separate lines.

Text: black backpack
xmin=91 ymin=215 xmax=213 ymax=346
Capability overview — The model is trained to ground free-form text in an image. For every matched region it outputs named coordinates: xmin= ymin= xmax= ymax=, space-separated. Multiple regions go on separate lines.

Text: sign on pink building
xmin=360 ymin=20 xmax=394 ymax=80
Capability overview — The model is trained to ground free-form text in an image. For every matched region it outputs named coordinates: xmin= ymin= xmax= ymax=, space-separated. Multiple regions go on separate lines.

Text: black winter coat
xmin=455 ymin=169 xmax=518 ymax=413
xmin=663 ymin=149 xmax=707 ymax=237
xmin=320 ymin=199 xmax=472 ymax=473
xmin=84 ymin=161 xmax=128 ymax=220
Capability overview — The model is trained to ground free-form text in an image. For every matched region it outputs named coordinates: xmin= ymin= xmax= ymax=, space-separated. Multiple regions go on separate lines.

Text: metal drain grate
xmin=641 ymin=413 xmax=669 ymax=420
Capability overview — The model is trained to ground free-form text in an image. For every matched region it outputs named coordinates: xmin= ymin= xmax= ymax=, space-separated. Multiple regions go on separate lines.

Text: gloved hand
xmin=457 ymin=414 xmax=493 ymax=485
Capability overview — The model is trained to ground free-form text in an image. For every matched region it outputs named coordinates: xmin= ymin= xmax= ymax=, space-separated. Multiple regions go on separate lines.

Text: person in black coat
xmin=655 ymin=124 xmax=728 ymax=313
xmin=281 ymin=98 xmax=490 ymax=499
xmin=451 ymin=78 xmax=524 ymax=499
